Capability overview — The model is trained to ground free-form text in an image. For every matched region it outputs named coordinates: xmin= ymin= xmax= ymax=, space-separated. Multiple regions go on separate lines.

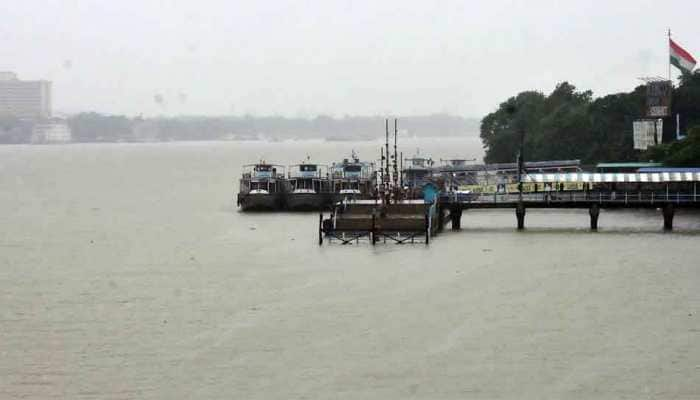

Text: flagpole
xmin=668 ymin=28 xmax=672 ymax=84
xmin=668 ymin=28 xmax=675 ymax=142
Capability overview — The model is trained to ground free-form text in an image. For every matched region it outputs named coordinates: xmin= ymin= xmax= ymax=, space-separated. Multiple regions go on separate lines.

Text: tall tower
xmin=0 ymin=72 xmax=52 ymax=119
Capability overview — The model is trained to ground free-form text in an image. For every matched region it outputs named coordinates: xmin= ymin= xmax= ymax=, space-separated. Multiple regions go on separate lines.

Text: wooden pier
xmin=319 ymin=200 xmax=439 ymax=245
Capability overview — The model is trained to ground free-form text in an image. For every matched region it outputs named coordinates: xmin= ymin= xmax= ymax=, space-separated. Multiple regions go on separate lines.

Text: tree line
xmin=480 ymin=72 xmax=700 ymax=166
xmin=0 ymin=113 xmax=479 ymax=144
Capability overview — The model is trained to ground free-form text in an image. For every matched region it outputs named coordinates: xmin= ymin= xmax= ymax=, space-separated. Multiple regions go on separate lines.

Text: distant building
xmin=31 ymin=121 xmax=72 ymax=144
xmin=0 ymin=72 xmax=51 ymax=119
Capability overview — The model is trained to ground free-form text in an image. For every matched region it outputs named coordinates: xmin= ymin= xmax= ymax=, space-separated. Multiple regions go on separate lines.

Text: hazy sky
xmin=3 ymin=0 xmax=698 ymax=117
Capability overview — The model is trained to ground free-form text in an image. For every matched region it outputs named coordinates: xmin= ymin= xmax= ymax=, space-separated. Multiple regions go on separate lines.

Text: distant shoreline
xmin=0 ymin=112 xmax=481 ymax=145
xmin=0 ymin=135 xmax=482 ymax=146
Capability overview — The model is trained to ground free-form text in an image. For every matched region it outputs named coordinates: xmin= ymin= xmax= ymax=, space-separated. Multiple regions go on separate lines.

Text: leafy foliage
xmin=481 ymin=74 xmax=700 ymax=166
xmin=645 ymin=126 xmax=700 ymax=166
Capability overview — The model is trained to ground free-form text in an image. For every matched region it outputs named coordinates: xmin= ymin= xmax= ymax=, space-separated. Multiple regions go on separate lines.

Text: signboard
xmin=633 ymin=119 xmax=663 ymax=150
xmin=646 ymin=80 xmax=672 ymax=117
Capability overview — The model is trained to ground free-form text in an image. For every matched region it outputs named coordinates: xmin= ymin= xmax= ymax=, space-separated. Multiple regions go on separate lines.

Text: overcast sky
xmin=3 ymin=0 xmax=698 ymax=117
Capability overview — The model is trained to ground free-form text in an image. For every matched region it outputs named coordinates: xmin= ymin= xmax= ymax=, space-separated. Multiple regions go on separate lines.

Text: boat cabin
xmin=288 ymin=163 xmax=330 ymax=194
xmin=240 ymin=163 xmax=287 ymax=194
xmin=403 ymin=155 xmax=434 ymax=188
xmin=330 ymin=155 xmax=375 ymax=196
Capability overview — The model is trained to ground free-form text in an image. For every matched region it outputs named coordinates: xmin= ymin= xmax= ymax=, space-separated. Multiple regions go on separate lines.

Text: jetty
xmin=320 ymin=179 xmax=700 ymax=245
xmin=438 ymin=171 xmax=700 ymax=231
xmin=317 ymin=120 xmax=700 ymax=245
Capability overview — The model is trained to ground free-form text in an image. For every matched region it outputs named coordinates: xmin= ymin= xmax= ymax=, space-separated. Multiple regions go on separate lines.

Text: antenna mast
xmin=385 ymin=120 xmax=390 ymax=186
xmin=393 ymin=119 xmax=398 ymax=196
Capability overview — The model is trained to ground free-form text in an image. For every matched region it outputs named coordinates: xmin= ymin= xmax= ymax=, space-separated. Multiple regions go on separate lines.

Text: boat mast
xmin=400 ymin=151 xmax=403 ymax=188
xmin=385 ymin=119 xmax=390 ymax=187
xmin=393 ymin=119 xmax=398 ymax=202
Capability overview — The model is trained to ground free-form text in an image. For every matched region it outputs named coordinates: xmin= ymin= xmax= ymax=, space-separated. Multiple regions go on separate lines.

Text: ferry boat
xmin=287 ymin=162 xmax=332 ymax=211
xmin=330 ymin=152 xmax=376 ymax=202
xmin=237 ymin=162 xmax=288 ymax=211
xmin=402 ymin=152 xmax=435 ymax=199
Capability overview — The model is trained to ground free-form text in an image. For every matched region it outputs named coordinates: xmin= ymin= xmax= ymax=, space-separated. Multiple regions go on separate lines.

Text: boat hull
xmin=237 ymin=193 xmax=284 ymax=211
xmin=286 ymin=193 xmax=332 ymax=211
xmin=330 ymin=193 xmax=375 ymax=204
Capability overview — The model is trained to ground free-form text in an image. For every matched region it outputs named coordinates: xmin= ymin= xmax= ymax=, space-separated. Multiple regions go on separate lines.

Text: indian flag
xmin=670 ymin=38 xmax=696 ymax=74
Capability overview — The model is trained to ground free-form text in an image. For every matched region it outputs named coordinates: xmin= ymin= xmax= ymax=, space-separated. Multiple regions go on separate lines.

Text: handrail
xmin=442 ymin=191 xmax=700 ymax=204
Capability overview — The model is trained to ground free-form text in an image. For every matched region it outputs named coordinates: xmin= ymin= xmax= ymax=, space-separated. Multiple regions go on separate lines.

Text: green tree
xmin=480 ymin=77 xmax=700 ymax=165
xmin=480 ymin=91 xmax=546 ymax=163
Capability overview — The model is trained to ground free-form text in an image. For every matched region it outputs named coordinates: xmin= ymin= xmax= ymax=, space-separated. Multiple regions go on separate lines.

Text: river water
xmin=1 ymin=138 xmax=699 ymax=399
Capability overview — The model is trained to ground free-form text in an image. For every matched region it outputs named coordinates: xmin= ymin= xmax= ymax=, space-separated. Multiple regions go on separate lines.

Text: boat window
xmin=256 ymin=165 xmax=272 ymax=172
xmin=300 ymin=164 xmax=317 ymax=172
xmin=344 ymin=165 xmax=362 ymax=172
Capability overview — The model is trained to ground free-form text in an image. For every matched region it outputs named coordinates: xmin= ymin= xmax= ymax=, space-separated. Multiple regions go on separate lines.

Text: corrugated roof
xmin=523 ymin=172 xmax=700 ymax=183
xmin=638 ymin=167 xmax=700 ymax=173
xmin=438 ymin=160 xmax=581 ymax=172
xmin=595 ymin=162 xmax=663 ymax=168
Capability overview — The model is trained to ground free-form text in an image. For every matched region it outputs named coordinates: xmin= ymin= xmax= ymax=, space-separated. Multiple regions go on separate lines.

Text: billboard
xmin=633 ymin=119 xmax=663 ymax=150
xmin=646 ymin=80 xmax=672 ymax=117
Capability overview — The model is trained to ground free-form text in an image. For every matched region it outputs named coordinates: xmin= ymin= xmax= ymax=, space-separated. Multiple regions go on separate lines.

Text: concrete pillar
xmin=589 ymin=203 xmax=600 ymax=231
xmin=516 ymin=203 xmax=526 ymax=230
xmin=663 ymin=203 xmax=674 ymax=231
xmin=437 ymin=206 xmax=445 ymax=232
xmin=451 ymin=207 xmax=462 ymax=230
xmin=425 ymin=213 xmax=430 ymax=244
xmin=318 ymin=213 xmax=324 ymax=245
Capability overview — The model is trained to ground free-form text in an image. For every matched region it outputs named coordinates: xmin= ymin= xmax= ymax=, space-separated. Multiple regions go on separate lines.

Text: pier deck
xmin=438 ymin=191 xmax=700 ymax=232
xmin=319 ymin=191 xmax=700 ymax=245
xmin=442 ymin=191 xmax=700 ymax=209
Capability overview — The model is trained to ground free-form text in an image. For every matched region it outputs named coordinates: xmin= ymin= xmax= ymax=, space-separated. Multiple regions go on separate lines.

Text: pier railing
xmin=442 ymin=191 xmax=700 ymax=206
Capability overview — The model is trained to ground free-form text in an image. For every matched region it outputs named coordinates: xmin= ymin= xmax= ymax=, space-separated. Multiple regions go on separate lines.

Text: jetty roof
xmin=595 ymin=162 xmax=663 ymax=169
xmin=523 ymin=172 xmax=700 ymax=183
xmin=438 ymin=159 xmax=581 ymax=172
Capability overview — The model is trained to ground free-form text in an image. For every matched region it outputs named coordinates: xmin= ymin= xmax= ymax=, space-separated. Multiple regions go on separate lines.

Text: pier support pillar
xmin=450 ymin=206 xmax=462 ymax=230
xmin=437 ymin=206 xmax=445 ymax=232
xmin=318 ymin=213 xmax=323 ymax=245
xmin=425 ymin=213 xmax=430 ymax=244
xmin=663 ymin=203 xmax=674 ymax=231
xmin=589 ymin=204 xmax=600 ymax=231
xmin=515 ymin=203 xmax=526 ymax=230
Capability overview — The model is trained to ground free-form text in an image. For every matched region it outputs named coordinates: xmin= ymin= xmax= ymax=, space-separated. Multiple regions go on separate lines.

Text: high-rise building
xmin=0 ymin=72 xmax=51 ymax=119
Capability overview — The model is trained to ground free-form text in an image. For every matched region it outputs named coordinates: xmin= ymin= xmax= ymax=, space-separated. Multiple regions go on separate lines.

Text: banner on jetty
xmin=633 ymin=119 xmax=663 ymax=150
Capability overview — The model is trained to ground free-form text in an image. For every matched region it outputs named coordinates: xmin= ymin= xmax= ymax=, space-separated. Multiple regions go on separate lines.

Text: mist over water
xmin=1 ymin=139 xmax=699 ymax=399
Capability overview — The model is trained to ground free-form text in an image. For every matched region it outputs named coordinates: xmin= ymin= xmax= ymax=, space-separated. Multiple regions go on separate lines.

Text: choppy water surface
xmin=1 ymin=139 xmax=699 ymax=399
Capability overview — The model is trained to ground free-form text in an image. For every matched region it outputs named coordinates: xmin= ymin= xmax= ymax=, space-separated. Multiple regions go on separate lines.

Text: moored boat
xmin=330 ymin=152 xmax=376 ymax=202
xmin=402 ymin=151 xmax=435 ymax=199
xmin=237 ymin=162 xmax=288 ymax=211
xmin=287 ymin=162 xmax=332 ymax=211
